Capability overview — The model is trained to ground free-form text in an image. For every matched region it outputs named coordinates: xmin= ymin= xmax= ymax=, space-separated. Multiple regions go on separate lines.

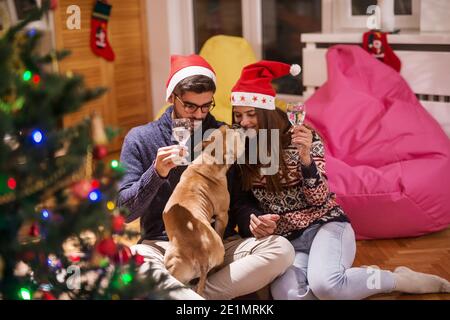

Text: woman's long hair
xmin=232 ymin=107 xmax=292 ymax=193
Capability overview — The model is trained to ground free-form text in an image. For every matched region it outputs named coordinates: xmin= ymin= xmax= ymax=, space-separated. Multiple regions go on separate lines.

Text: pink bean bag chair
xmin=305 ymin=45 xmax=450 ymax=239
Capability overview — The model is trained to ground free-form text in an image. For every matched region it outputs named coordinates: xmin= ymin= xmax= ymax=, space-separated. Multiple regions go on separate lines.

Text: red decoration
xmin=90 ymin=1 xmax=115 ymax=61
xmin=363 ymin=31 xmax=401 ymax=72
xmin=96 ymin=238 xmax=117 ymax=258
xmin=7 ymin=177 xmax=16 ymax=190
xmin=28 ymin=222 xmax=40 ymax=237
xmin=68 ymin=255 xmax=81 ymax=263
xmin=114 ymin=245 xmax=132 ymax=265
xmin=71 ymin=180 xmax=93 ymax=199
xmin=112 ymin=215 xmax=125 ymax=233
xmin=91 ymin=179 xmax=101 ymax=189
xmin=32 ymin=74 xmax=41 ymax=85
xmin=93 ymin=145 xmax=108 ymax=160
xmin=134 ymin=254 xmax=145 ymax=266
xmin=42 ymin=291 xmax=56 ymax=300
xmin=50 ymin=0 xmax=58 ymax=10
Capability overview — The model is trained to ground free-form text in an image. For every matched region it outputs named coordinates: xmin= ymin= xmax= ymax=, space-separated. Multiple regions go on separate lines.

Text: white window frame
xmin=6 ymin=0 xmax=49 ymax=30
xmin=333 ymin=0 xmax=420 ymax=31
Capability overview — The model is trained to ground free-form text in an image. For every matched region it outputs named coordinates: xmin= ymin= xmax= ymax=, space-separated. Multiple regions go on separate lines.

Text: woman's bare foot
xmin=393 ymin=266 xmax=450 ymax=294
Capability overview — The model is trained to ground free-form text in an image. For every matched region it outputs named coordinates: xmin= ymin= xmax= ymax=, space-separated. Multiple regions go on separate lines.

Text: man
xmin=117 ymin=54 xmax=294 ymax=300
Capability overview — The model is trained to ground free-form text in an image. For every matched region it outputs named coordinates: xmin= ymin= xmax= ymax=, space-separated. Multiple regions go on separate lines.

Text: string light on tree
xmin=7 ymin=177 xmax=16 ymax=190
xmin=110 ymin=160 xmax=119 ymax=169
xmin=88 ymin=190 xmax=101 ymax=202
xmin=31 ymin=129 xmax=44 ymax=144
xmin=32 ymin=74 xmax=41 ymax=85
xmin=19 ymin=288 xmax=31 ymax=300
xmin=23 ymin=70 xmax=32 ymax=82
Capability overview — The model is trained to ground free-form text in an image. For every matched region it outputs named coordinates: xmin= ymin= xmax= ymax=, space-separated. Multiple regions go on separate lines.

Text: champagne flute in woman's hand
xmin=286 ymin=102 xmax=306 ymax=130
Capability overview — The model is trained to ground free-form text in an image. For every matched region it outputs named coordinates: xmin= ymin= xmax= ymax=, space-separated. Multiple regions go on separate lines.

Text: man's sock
xmin=393 ymin=266 xmax=450 ymax=294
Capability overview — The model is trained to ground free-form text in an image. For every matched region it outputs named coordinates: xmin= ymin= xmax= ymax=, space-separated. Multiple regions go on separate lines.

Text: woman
xmin=230 ymin=60 xmax=450 ymax=300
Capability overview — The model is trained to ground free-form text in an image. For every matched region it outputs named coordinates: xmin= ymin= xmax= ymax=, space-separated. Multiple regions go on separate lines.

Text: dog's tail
xmin=196 ymin=265 xmax=208 ymax=297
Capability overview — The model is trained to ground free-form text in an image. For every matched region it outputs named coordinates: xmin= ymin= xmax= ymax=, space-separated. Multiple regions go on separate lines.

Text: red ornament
xmin=114 ymin=245 xmax=132 ymax=265
xmin=112 ymin=215 xmax=125 ymax=233
xmin=134 ymin=254 xmax=145 ymax=266
xmin=96 ymin=238 xmax=118 ymax=258
xmin=68 ymin=255 xmax=81 ymax=263
xmin=7 ymin=177 xmax=16 ymax=190
xmin=29 ymin=222 xmax=40 ymax=237
xmin=32 ymin=74 xmax=41 ymax=85
xmin=42 ymin=291 xmax=56 ymax=300
xmin=71 ymin=180 xmax=92 ymax=199
xmin=91 ymin=179 xmax=100 ymax=189
xmin=50 ymin=0 xmax=58 ymax=10
xmin=93 ymin=145 xmax=108 ymax=160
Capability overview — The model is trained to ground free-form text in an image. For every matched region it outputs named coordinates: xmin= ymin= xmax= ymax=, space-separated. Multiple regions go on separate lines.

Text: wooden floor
xmin=122 ymin=221 xmax=450 ymax=300
xmin=355 ymin=227 xmax=450 ymax=300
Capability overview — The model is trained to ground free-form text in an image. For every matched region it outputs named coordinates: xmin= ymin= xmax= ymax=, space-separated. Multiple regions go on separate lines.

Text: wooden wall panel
xmin=53 ymin=0 xmax=152 ymax=153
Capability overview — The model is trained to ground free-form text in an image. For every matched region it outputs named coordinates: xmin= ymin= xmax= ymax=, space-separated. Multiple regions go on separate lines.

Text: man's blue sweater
xmin=117 ymin=106 xmax=262 ymax=242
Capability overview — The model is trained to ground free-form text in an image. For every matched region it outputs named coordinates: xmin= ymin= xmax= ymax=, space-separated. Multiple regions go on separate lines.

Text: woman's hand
xmin=249 ymin=214 xmax=280 ymax=239
xmin=291 ymin=125 xmax=313 ymax=166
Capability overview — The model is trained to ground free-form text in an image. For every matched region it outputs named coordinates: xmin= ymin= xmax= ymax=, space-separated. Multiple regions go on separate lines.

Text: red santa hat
xmin=166 ymin=54 xmax=217 ymax=101
xmin=231 ymin=60 xmax=301 ymax=110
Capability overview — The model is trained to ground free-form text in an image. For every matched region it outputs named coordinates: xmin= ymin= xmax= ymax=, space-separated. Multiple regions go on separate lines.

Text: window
xmin=351 ymin=0 xmax=412 ymax=16
xmin=262 ymin=0 xmax=321 ymax=95
xmin=334 ymin=0 xmax=420 ymax=31
xmin=193 ymin=0 xmax=242 ymax=52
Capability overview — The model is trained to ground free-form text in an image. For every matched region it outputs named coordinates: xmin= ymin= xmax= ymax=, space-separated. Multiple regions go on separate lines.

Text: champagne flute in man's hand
xmin=171 ymin=118 xmax=191 ymax=165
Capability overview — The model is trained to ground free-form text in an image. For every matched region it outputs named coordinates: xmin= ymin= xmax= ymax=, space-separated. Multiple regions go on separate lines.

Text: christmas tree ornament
xmin=14 ymin=261 xmax=31 ymax=277
xmin=80 ymin=230 xmax=97 ymax=247
xmin=96 ymin=238 xmax=117 ymax=258
xmin=93 ymin=144 xmax=108 ymax=160
xmin=112 ymin=215 xmax=125 ymax=233
xmin=91 ymin=112 xmax=108 ymax=145
xmin=29 ymin=222 xmax=40 ymax=237
xmin=134 ymin=254 xmax=145 ymax=267
xmin=90 ymin=1 xmax=115 ymax=61
xmin=71 ymin=179 xmax=93 ymax=199
xmin=114 ymin=245 xmax=132 ymax=264
xmin=3 ymin=133 xmax=20 ymax=150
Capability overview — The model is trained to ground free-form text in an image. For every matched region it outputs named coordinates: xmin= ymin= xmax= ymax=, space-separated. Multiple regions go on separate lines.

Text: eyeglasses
xmin=174 ymin=94 xmax=215 ymax=114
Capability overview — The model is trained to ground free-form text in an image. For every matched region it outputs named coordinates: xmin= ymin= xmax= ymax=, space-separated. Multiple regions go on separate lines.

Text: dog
xmin=162 ymin=125 xmax=246 ymax=296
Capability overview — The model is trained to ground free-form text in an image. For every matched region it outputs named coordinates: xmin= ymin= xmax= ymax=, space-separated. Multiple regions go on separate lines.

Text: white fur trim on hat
xmin=231 ymin=92 xmax=275 ymax=110
xmin=166 ymin=66 xmax=217 ymax=101
xmin=290 ymin=64 xmax=302 ymax=76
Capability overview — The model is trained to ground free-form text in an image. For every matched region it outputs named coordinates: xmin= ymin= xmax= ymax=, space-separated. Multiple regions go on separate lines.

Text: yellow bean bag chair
xmin=155 ymin=35 xmax=257 ymax=123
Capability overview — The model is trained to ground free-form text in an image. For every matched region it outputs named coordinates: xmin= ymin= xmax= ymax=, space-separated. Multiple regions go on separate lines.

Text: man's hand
xmin=154 ymin=145 xmax=187 ymax=178
xmin=249 ymin=214 xmax=280 ymax=239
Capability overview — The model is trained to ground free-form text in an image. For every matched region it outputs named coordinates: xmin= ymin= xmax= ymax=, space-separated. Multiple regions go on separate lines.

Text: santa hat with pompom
xmin=231 ymin=60 xmax=301 ymax=110
xmin=166 ymin=54 xmax=216 ymax=101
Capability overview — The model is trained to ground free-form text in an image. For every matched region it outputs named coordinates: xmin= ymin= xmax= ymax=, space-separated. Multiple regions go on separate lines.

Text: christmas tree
xmin=0 ymin=2 xmax=168 ymax=300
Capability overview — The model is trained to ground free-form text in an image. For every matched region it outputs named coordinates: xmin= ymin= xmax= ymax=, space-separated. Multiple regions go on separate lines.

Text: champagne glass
xmin=286 ymin=102 xmax=306 ymax=130
xmin=171 ymin=118 xmax=191 ymax=165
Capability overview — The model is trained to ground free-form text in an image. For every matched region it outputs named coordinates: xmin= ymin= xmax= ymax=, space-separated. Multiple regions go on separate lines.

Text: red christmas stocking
xmin=90 ymin=1 xmax=115 ymax=61
xmin=363 ymin=31 xmax=401 ymax=72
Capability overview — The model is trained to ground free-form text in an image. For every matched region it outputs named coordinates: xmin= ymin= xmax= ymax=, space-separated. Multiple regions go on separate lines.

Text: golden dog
xmin=163 ymin=125 xmax=246 ymax=296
